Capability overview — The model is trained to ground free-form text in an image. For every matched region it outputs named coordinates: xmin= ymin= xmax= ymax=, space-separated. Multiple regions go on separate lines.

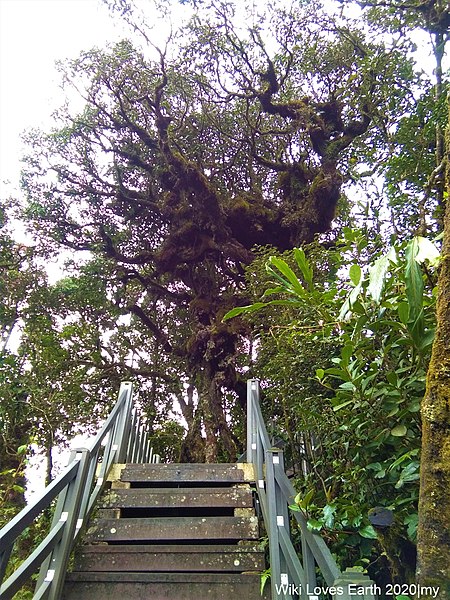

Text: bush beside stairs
xmin=62 ymin=462 xmax=269 ymax=600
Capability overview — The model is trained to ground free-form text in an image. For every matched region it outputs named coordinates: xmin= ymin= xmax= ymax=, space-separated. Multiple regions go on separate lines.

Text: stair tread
xmin=66 ymin=572 xmax=263 ymax=582
xmin=120 ymin=463 xmax=247 ymax=483
xmin=86 ymin=516 xmax=259 ymax=542
xmin=100 ymin=486 xmax=253 ymax=508
xmin=63 ymin=572 xmax=270 ymax=600
xmin=75 ymin=544 xmax=264 ymax=553
xmin=73 ymin=544 xmax=265 ymax=573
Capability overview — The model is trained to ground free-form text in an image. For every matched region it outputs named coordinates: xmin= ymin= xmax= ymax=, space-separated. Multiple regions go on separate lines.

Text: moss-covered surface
xmin=416 ymin=95 xmax=450 ymax=598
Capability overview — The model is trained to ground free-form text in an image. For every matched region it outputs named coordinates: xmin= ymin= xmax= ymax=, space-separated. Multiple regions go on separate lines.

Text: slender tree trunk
xmin=416 ymin=95 xmax=450 ymax=597
xmin=45 ymin=442 xmax=53 ymax=486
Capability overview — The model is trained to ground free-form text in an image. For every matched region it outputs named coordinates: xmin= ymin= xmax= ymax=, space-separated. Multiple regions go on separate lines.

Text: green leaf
xmin=398 ymin=302 xmax=409 ymax=325
xmin=316 ymin=368 xmax=325 ymax=379
xmin=415 ymin=236 xmax=440 ymax=266
xmin=418 ymin=329 xmax=435 ymax=351
xmin=391 ymin=424 xmax=407 ymax=437
xmin=405 ymin=238 xmax=424 ymax=333
xmin=262 ymin=286 xmax=285 ymax=298
xmin=341 ymin=344 xmax=353 ymax=365
xmin=339 ymin=281 xmax=362 ymax=320
xmin=368 ymin=247 xmax=397 ymax=303
xmin=404 ymin=513 xmax=418 ymax=540
xmin=267 ymin=256 xmax=306 ymax=297
xmin=338 ymin=381 xmax=356 ymax=391
xmin=333 ymin=399 xmax=354 ymax=411
xmin=349 ymin=264 xmax=362 ymax=286
xmin=359 ymin=525 xmax=378 ymax=539
xmin=222 ymin=303 xmax=267 ymax=321
xmin=386 ymin=371 xmax=398 ymax=386
xmin=293 ymin=247 xmax=313 ymax=288
xmin=260 ymin=569 xmax=271 ymax=595
xmin=323 ymin=504 xmax=336 ymax=528
xmin=294 ymin=488 xmax=314 ymax=509
xmin=307 ymin=518 xmax=323 ymax=531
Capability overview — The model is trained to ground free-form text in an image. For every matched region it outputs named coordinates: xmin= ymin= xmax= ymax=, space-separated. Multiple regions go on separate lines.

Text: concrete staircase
xmin=62 ymin=463 xmax=268 ymax=599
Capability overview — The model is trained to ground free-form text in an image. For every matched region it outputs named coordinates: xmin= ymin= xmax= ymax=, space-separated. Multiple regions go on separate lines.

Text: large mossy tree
xmin=20 ymin=0 xmax=415 ymax=461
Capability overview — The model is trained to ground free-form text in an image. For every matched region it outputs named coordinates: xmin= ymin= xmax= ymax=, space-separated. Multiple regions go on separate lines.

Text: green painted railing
xmin=246 ymin=379 xmax=378 ymax=600
xmin=0 ymin=382 xmax=159 ymax=600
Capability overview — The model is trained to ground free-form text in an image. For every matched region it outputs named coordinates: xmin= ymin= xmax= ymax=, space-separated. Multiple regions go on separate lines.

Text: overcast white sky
xmin=0 ymin=0 xmax=127 ymax=197
xmin=0 ymin=0 xmax=129 ymax=492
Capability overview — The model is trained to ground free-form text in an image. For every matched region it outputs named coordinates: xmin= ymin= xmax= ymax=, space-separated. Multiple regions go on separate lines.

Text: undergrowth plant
xmin=224 ymin=228 xmax=439 ymax=583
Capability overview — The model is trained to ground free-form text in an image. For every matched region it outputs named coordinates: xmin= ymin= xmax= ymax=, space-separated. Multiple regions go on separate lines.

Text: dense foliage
xmin=225 ymin=229 xmax=439 ymax=583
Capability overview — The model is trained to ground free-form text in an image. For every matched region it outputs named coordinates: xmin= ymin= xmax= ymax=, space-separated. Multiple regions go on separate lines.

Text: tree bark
xmin=416 ymin=94 xmax=450 ymax=597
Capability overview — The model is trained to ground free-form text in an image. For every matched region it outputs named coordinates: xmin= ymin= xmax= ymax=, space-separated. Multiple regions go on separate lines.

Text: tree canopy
xmin=19 ymin=0 xmax=420 ymax=461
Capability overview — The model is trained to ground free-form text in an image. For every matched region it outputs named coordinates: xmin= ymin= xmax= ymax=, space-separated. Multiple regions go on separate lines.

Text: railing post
xmin=268 ymin=447 xmax=304 ymax=599
xmin=301 ymin=527 xmax=317 ymax=590
xmin=36 ymin=448 xmax=91 ymax=600
xmin=114 ymin=381 xmax=134 ymax=463
xmin=246 ymin=379 xmax=258 ymax=464
xmin=266 ymin=448 xmax=283 ymax=599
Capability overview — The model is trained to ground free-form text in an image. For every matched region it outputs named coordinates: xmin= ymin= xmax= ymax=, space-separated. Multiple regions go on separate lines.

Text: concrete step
xmin=62 ymin=572 xmax=270 ymax=600
xmin=99 ymin=485 xmax=254 ymax=509
xmin=85 ymin=516 xmax=259 ymax=543
xmin=119 ymin=463 xmax=249 ymax=485
xmin=73 ymin=544 xmax=265 ymax=572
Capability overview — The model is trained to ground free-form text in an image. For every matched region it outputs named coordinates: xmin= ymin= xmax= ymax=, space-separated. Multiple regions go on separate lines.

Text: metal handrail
xmin=246 ymin=380 xmax=377 ymax=600
xmin=0 ymin=382 xmax=160 ymax=600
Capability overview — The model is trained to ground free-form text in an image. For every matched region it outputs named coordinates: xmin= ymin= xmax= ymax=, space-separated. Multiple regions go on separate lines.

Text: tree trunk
xmin=416 ymin=94 xmax=450 ymax=597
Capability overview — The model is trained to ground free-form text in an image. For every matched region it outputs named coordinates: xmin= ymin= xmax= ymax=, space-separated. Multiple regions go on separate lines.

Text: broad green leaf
xmin=333 ymin=399 xmax=354 ymax=411
xmin=294 ymin=488 xmax=314 ymax=509
xmin=222 ymin=303 xmax=267 ymax=321
xmin=323 ymin=504 xmax=336 ymax=528
xmin=386 ymin=371 xmax=398 ymax=386
xmin=397 ymin=302 xmax=409 ymax=325
xmin=316 ymin=368 xmax=325 ymax=379
xmin=418 ymin=329 xmax=435 ymax=351
xmin=339 ymin=281 xmax=362 ymax=320
xmin=349 ymin=264 xmax=362 ymax=286
xmin=415 ymin=236 xmax=440 ymax=266
xmin=368 ymin=247 xmax=397 ymax=303
xmin=405 ymin=238 xmax=424 ymax=328
xmin=293 ymin=247 xmax=313 ymax=288
xmin=267 ymin=256 xmax=306 ymax=297
xmin=341 ymin=344 xmax=353 ymax=364
xmin=339 ymin=381 xmax=356 ymax=391
xmin=404 ymin=513 xmax=418 ymax=540
xmin=391 ymin=424 xmax=407 ymax=437
xmin=307 ymin=518 xmax=323 ymax=531
xmin=262 ymin=286 xmax=285 ymax=297
xmin=359 ymin=525 xmax=378 ymax=539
